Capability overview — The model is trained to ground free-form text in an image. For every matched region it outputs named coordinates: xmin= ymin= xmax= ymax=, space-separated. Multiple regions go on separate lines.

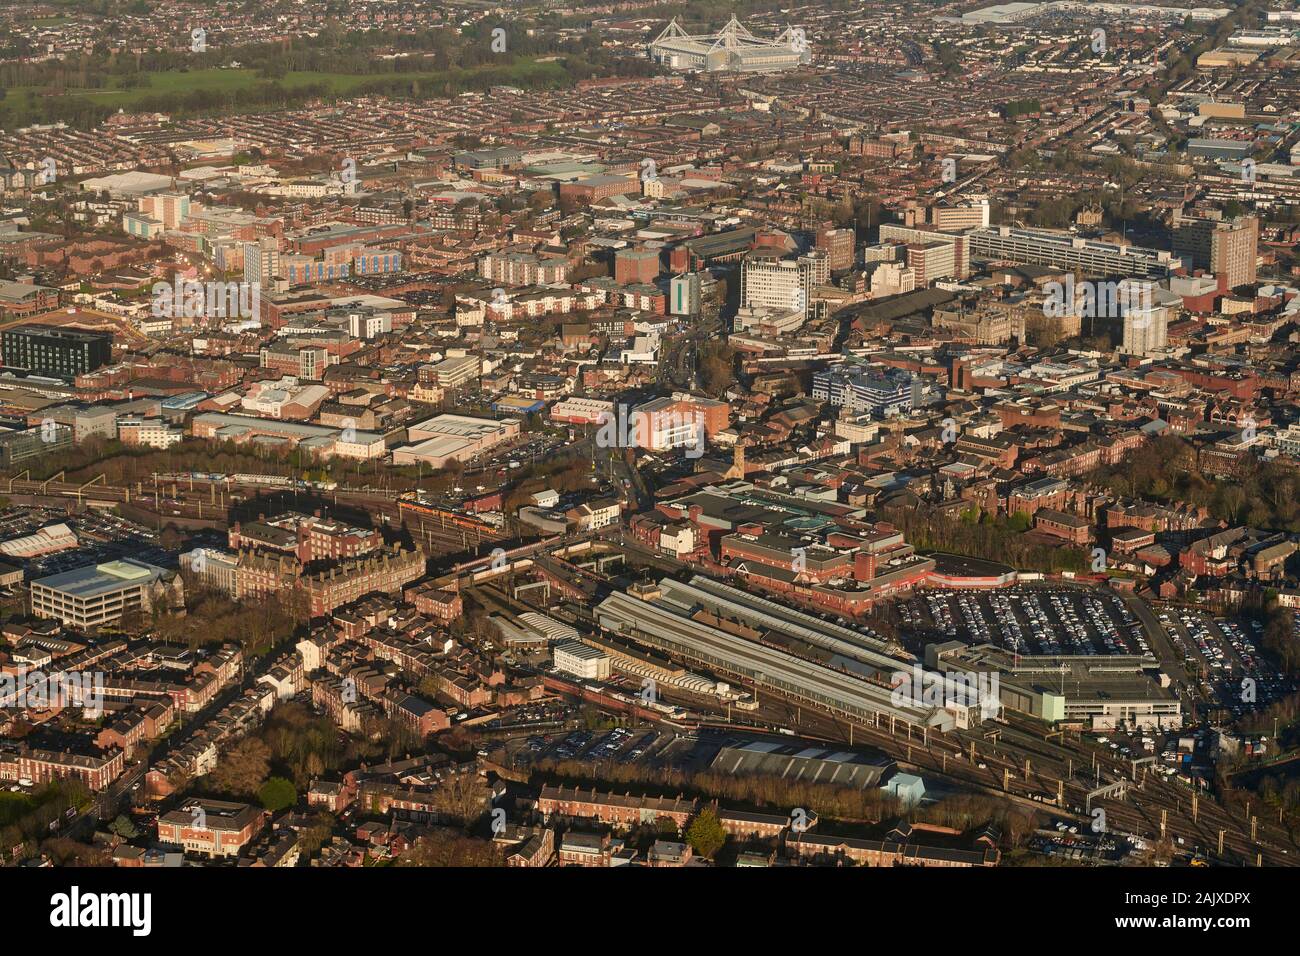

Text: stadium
xmin=648 ymin=16 xmax=812 ymax=73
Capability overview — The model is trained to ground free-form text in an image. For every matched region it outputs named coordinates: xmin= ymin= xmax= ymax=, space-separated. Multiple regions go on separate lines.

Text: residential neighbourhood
xmin=0 ymin=2 xmax=1295 ymax=931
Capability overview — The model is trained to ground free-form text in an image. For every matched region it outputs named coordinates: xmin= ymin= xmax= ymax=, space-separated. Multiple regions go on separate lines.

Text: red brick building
xmin=1034 ymin=508 xmax=1093 ymax=545
xmin=156 ymin=799 xmax=266 ymax=857
xmin=0 ymin=746 xmax=124 ymax=791
xmin=506 ymin=828 xmax=556 ymax=867
xmin=614 ymin=247 xmax=661 ymax=285
xmin=408 ymin=585 xmax=464 ymax=624
xmin=537 ymin=785 xmax=696 ymax=832
xmin=788 ymin=822 xmax=1000 ymax=867
xmin=559 ymin=174 xmax=639 ymax=205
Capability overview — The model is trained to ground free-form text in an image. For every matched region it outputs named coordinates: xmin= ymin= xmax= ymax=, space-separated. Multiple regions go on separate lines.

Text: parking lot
xmin=479 ymin=702 xmax=572 ymax=732
xmin=1028 ymin=822 xmax=1128 ymax=863
xmin=900 ymin=586 xmax=1149 ymax=656
xmin=0 ymin=508 xmax=165 ymax=579
xmin=511 ymin=725 xmax=671 ymax=767
xmin=1157 ymin=608 xmax=1294 ymax=718
xmin=462 ymin=430 xmax=569 ymax=481
xmin=28 ymin=517 xmax=166 ymax=578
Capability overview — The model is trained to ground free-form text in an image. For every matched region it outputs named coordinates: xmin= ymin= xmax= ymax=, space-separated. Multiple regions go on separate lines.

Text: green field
xmin=1 ymin=59 xmax=569 ymax=127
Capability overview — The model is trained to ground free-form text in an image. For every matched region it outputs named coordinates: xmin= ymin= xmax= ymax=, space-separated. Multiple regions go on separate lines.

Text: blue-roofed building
xmin=883 ymin=771 xmax=927 ymax=808
xmin=492 ymin=396 xmax=546 ymax=416
xmin=160 ymin=391 xmax=209 ymax=412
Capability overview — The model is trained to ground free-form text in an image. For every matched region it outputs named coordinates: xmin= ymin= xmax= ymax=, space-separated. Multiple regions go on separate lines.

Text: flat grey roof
xmin=33 ymin=559 xmax=167 ymax=599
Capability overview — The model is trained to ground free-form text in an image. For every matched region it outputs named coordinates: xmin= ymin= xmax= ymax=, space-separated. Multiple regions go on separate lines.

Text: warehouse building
xmin=710 ymin=739 xmax=895 ymax=790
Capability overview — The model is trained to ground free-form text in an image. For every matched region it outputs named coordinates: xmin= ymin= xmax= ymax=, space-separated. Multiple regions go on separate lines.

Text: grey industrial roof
xmin=710 ymin=739 xmax=894 ymax=790
xmin=32 ymin=559 xmax=168 ymax=598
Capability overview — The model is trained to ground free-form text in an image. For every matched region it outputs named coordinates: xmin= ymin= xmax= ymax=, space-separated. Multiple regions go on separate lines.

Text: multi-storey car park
xmin=926 ymin=641 xmax=1183 ymax=730
xmin=967 ymin=225 xmax=1182 ymax=278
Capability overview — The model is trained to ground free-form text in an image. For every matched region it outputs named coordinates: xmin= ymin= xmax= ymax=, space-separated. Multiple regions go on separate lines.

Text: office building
xmin=907 ymin=241 xmax=963 ymax=287
xmin=242 ymin=237 xmax=280 ymax=289
xmin=137 ymin=192 xmax=191 ymax=230
xmin=553 ymin=640 xmax=612 ymax=681
xmin=813 ymin=365 xmax=919 ymax=417
xmin=428 ymin=355 xmax=480 ymax=388
xmin=1172 ymin=215 xmax=1258 ymax=290
xmin=1121 ymin=309 xmax=1169 ymax=358
xmin=878 ymin=225 xmax=969 ymax=280
xmin=30 ymin=559 xmax=180 ymax=629
xmin=260 ymin=344 xmax=329 ymax=380
xmin=869 ymin=260 xmax=916 ymax=297
xmin=156 ymin=799 xmax=265 ymax=858
xmin=1 ymin=325 xmax=112 ymax=378
xmin=628 ymin=392 xmax=732 ymax=451
xmin=670 ymin=273 xmax=702 ymax=316
xmin=816 ymin=226 xmax=856 ymax=272
xmin=931 ymin=199 xmax=991 ymax=232
xmin=341 ymin=307 xmax=393 ymax=340
xmin=740 ymin=252 xmax=828 ymax=318
xmin=1119 ymin=281 xmax=1171 ymax=357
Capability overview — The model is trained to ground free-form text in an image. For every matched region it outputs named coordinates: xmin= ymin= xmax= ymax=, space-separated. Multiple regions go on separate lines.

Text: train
xmin=397 ymin=496 xmax=501 ymax=535
xmin=156 ymin=472 xmax=338 ymax=492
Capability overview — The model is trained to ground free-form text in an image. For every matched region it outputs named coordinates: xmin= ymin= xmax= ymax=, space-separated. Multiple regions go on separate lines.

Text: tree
xmin=697 ymin=341 xmax=735 ymax=397
xmin=258 ymin=776 xmax=298 ymax=812
xmin=427 ymin=772 xmax=490 ymax=830
xmin=108 ymin=814 xmax=139 ymax=839
xmin=1006 ymin=511 xmax=1032 ymax=533
xmin=43 ymin=836 xmax=111 ymax=866
xmin=685 ymin=807 xmax=726 ymax=859
xmin=297 ymin=813 xmax=336 ymax=854
xmin=397 ymin=828 xmax=502 ymax=867
xmin=209 ymin=737 xmax=272 ymax=797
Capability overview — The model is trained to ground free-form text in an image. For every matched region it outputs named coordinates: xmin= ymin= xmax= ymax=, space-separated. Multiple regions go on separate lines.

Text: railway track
xmin=456 ymin=557 xmax=1299 ymax=865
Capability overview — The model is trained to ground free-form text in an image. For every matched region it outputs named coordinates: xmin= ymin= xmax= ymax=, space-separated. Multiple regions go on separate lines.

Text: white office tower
xmin=1119 ymin=280 xmax=1169 ymax=357
xmin=740 ymin=252 xmax=827 ymax=318
xmin=242 ymin=237 xmax=280 ymax=289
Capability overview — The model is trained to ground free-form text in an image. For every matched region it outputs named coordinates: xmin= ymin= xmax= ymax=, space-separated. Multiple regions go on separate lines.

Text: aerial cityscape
xmin=0 ymin=0 xmax=1295 ymax=907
